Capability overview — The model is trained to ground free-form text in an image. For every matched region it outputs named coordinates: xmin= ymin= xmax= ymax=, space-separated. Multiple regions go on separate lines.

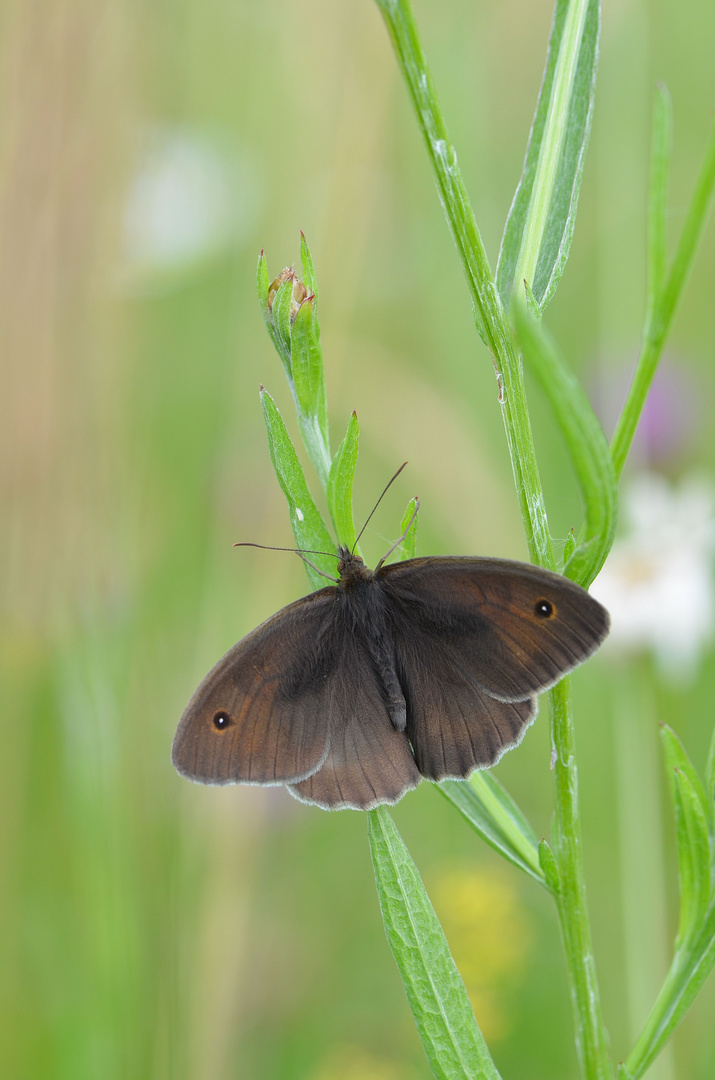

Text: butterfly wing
xmin=386 ymin=618 xmax=537 ymax=779
xmin=380 ymin=556 xmax=609 ymax=702
xmin=172 ymin=588 xmax=341 ymax=785
xmin=287 ymin=633 xmax=421 ymax=811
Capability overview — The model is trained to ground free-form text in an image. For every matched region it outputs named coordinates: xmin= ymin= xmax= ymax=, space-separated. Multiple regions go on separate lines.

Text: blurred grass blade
xmin=291 ymin=294 xmax=331 ymax=487
xmin=706 ymin=721 xmax=715 ymax=838
xmin=260 ymin=388 xmax=336 ymax=588
xmin=661 ymin=726 xmax=713 ymax=942
xmin=439 ymin=774 xmax=545 ymax=886
xmin=513 ymin=303 xmax=617 ymax=587
xmin=645 ymin=85 xmax=673 ymax=326
xmin=368 ymin=807 xmax=502 ymax=1080
xmin=327 ymin=411 xmax=359 ymax=549
xmin=396 ymin=497 xmax=420 ymax=561
xmin=624 ymin=899 xmax=715 ymax=1079
xmin=611 ymin=112 xmax=715 ymax=479
xmin=497 ymin=0 xmax=600 ymax=311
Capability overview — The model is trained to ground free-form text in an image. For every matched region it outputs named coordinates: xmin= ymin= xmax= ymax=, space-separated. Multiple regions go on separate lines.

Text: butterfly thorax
xmin=336 ymin=547 xmax=374 ymax=589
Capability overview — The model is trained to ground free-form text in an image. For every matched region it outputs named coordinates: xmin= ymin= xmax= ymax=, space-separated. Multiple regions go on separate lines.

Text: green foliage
xmin=497 ymin=0 xmax=600 ymax=312
xmin=255 ymin=3 xmax=715 ymax=1078
xmin=327 ymin=411 xmax=360 ymax=551
xmin=368 ymin=807 xmax=502 ymax=1080
xmin=439 ymin=774 xmax=545 ymax=886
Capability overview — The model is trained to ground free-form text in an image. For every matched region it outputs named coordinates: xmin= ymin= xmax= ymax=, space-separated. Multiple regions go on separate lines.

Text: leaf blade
xmin=497 ymin=0 xmax=600 ymax=311
xmin=368 ymin=807 xmax=502 ymax=1080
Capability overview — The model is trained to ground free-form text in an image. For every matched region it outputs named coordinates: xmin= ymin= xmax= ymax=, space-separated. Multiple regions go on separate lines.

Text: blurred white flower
xmin=591 ymin=473 xmax=715 ymax=681
xmin=121 ymin=127 xmax=258 ymax=286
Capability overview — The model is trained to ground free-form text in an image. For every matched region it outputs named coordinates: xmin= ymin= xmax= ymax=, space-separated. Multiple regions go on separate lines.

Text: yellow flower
xmin=430 ymin=865 xmax=533 ymax=1041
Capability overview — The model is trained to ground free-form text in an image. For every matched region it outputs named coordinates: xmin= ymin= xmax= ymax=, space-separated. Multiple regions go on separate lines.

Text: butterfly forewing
xmin=172 ymin=589 xmax=340 ymax=785
xmin=379 ymin=557 xmax=609 ymax=702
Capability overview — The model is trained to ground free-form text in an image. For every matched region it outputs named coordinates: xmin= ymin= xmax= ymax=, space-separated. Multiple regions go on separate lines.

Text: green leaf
xmin=300 ymin=231 xmax=318 ymax=303
xmin=260 ymin=388 xmax=336 ymax=589
xmin=291 ymin=295 xmax=331 ymax=487
xmin=270 ymin=274 xmax=296 ymax=368
xmin=611 ymin=110 xmax=715 ymax=479
xmin=706 ymin=720 xmax=715 ymax=839
xmin=538 ymin=838 xmax=561 ymax=895
xmin=562 ymin=528 xmax=576 ymax=567
xmin=661 ymin=726 xmax=713 ymax=942
xmin=439 ymin=773 xmax=544 ymax=886
xmin=661 ymin=724 xmax=714 ymax=840
xmin=645 ymin=85 xmax=673 ymax=327
xmin=256 ymin=249 xmax=270 ymax=311
xmin=497 ymin=0 xmax=600 ymax=311
xmin=396 ymin=497 xmax=419 ymax=561
xmin=368 ymin=807 xmax=502 ymax=1080
xmin=625 ymin=898 xmax=715 ymax=1079
xmin=513 ymin=303 xmax=618 ymax=587
xmin=327 ymin=412 xmax=359 ymax=549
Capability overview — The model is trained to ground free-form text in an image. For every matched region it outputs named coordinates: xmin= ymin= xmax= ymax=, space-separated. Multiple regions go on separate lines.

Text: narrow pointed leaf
xmin=327 ymin=411 xmax=360 ymax=549
xmin=514 ymin=303 xmax=617 ymax=587
xmin=368 ymin=807 xmax=502 ymax=1080
xmin=497 ymin=0 xmax=600 ymax=311
xmin=661 ymin=724 xmax=713 ymax=837
xmin=270 ymin=275 xmax=296 ymax=369
xmin=645 ymin=85 xmax=673 ymax=325
xmin=439 ymin=774 xmax=544 ymax=885
xmin=256 ymin=250 xmax=270 ymax=311
xmin=291 ymin=296 xmax=331 ymax=486
xmin=300 ymin=231 xmax=318 ymax=303
xmin=538 ymin=838 xmax=561 ymax=894
xmin=611 ymin=116 xmax=715 ymax=479
xmin=661 ymin=725 xmax=713 ymax=942
xmin=397 ymin=497 xmax=419 ymax=561
xmin=260 ymin=388 xmax=335 ymax=588
xmin=625 ymin=898 xmax=715 ymax=1079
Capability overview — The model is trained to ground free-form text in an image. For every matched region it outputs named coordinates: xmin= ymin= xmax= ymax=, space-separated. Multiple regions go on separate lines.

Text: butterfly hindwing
xmin=388 ymin=619 xmax=537 ymax=779
xmin=287 ymin=627 xmax=421 ymax=810
xmin=172 ymin=588 xmax=341 ymax=785
xmin=379 ymin=556 xmax=609 ymax=702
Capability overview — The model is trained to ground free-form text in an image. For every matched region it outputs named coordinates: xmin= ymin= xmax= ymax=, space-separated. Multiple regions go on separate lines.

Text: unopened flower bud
xmin=267 ymin=268 xmax=308 ymax=323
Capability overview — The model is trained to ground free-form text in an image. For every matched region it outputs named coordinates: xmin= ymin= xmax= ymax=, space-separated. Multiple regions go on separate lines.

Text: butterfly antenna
xmin=352 ymin=462 xmax=408 ymax=555
xmin=375 ymin=498 xmax=420 ymax=570
xmin=233 ymin=542 xmax=340 ymax=583
xmin=234 ymin=541 xmax=337 ymax=558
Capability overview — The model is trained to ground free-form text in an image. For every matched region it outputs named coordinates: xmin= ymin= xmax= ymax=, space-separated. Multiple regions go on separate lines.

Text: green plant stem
xmin=374 ymin=2 xmax=611 ymax=1076
xmin=610 ymin=120 xmax=715 ymax=478
xmin=374 ymin=0 xmax=552 ymax=571
xmin=551 ymin=679 xmax=613 ymax=1080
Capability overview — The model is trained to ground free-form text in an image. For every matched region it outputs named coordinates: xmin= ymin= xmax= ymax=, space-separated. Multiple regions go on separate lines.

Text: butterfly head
xmin=337 ymin=546 xmax=373 ymax=589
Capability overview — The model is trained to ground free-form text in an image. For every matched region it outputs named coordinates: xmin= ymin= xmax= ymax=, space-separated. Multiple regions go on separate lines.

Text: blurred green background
xmin=2 ymin=0 xmax=715 ymax=1077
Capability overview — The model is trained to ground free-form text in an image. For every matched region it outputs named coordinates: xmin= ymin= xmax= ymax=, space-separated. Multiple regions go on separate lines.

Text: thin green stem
xmin=374 ymin=2 xmax=611 ymax=1077
xmin=551 ymin=679 xmax=613 ymax=1080
xmin=611 ymin=118 xmax=715 ymax=479
xmin=374 ymin=0 xmax=553 ymax=571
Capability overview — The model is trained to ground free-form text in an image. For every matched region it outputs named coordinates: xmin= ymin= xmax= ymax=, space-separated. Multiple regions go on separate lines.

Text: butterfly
xmin=172 ymin=545 xmax=609 ymax=810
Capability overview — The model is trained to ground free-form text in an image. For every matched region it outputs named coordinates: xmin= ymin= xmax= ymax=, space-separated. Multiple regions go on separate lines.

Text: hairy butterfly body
xmin=172 ymin=549 xmax=609 ymax=810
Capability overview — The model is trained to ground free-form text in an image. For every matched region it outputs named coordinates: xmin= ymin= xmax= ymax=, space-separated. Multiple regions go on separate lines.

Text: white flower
xmin=591 ymin=473 xmax=715 ymax=681
xmin=121 ymin=127 xmax=257 ymax=285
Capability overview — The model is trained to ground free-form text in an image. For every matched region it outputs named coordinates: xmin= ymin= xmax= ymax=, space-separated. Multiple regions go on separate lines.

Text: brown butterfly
xmin=172 ymin=546 xmax=609 ymax=810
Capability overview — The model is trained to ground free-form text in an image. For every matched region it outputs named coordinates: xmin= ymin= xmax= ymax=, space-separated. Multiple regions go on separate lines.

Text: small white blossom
xmin=121 ymin=127 xmax=257 ymax=284
xmin=591 ymin=473 xmax=715 ymax=681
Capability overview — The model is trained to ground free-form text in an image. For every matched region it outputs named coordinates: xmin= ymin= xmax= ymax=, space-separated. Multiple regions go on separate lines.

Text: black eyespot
xmin=534 ymin=599 xmax=554 ymax=618
xmin=212 ymin=711 xmax=233 ymax=730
